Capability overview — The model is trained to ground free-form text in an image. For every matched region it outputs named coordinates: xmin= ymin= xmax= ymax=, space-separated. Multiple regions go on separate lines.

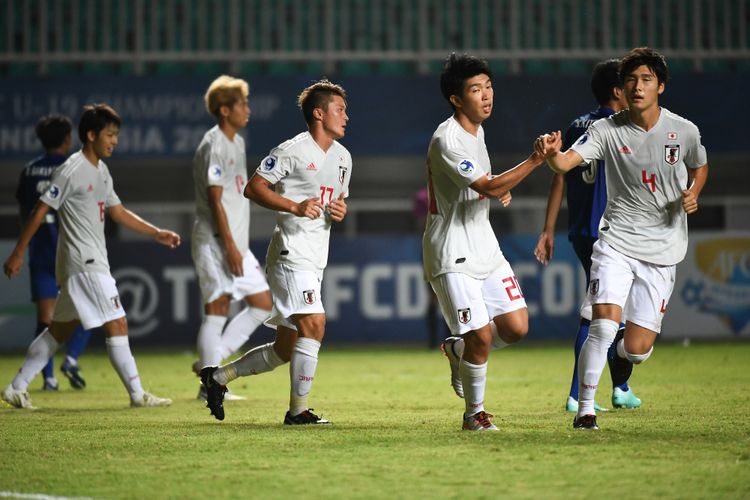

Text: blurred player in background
xmin=191 ymin=75 xmax=272 ymax=401
xmin=2 ymin=103 xmax=180 ymax=409
xmin=537 ymin=47 xmax=708 ymax=429
xmin=200 ymin=79 xmax=351 ymax=425
xmin=425 ymin=53 xmax=548 ymax=431
xmin=533 ymin=60 xmax=641 ymax=413
xmin=15 ymin=114 xmax=91 ymax=391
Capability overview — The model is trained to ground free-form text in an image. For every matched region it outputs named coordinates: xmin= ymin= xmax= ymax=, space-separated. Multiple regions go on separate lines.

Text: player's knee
xmin=624 ymin=346 xmax=653 ymax=364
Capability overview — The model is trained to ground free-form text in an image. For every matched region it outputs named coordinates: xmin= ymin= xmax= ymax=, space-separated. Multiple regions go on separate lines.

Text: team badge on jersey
xmin=664 ymin=144 xmax=680 ymax=165
xmin=456 ymin=159 xmax=476 ymax=177
xmin=303 ymin=289 xmax=316 ymax=305
xmin=457 ymin=308 xmax=471 ymax=324
xmin=46 ymin=183 xmax=61 ymax=200
xmin=589 ymin=279 xmax=599 ymax=296
xmin=576 ymin=134 xmax=588 ymax=146
xmin=262 ymin=155 xmax=277 ymax=171
xmin=338 ymin=166 xmax=348 ymax=184
xmin=208 ymin=164 xmax=223 ymax=181
xmin=667 ymin=131 xmax=678 ymax=140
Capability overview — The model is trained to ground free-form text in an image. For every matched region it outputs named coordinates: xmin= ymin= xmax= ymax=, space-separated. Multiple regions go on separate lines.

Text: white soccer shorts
xmin=192 ymin=240 xmax=270 ymax=304
xmin=430 ymin=260 xmax=527 ymax=336
xmin=265 ymin=263 xmax=325 ymax=331
xmin=53 ymin=271 xmax=126 ymax=330
xmin=588 ymin=239 xmax=676 ymax=333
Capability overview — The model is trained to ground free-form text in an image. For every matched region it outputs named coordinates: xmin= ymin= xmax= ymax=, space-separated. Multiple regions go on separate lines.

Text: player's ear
xmin=449 ymin=94 xmax=462 ymax=109
xmin=657 ymin=82 xmax=665 ymax=95
xmin=312 ymin=106 xmax=324 ymax=121
xmin=86 ymin=130 xmax=97 ymax=144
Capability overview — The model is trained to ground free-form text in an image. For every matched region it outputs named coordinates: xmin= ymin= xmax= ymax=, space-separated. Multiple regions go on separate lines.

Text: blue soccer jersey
xmin=15 ymin=154 xmax=66 ymax=274
xmin=563 ymin=107 xmax=613 ymax=240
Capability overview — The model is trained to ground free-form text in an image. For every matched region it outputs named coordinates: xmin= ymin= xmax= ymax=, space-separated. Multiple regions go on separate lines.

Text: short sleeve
xmin=39 ymin=168 xmax=72 ymax=210
xmin=684 ymin=124 xmax=708 ymax=169
xmin=105 ymin=172 xmax=121 ymax=207
xmin=206 ymin=146 xmax=229 ymax=188
xmin=256 ymin=147 xmax=293 ymax=184
xmin=434 ymin=137 xmax=484 ymax=188
xmin=570 ymin=121 xmax=605 ymax=165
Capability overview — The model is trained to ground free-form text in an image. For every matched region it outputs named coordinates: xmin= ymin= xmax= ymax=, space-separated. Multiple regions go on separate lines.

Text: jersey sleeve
xmin=105 ymin=171 xmax=121 ymax=207
xmin=204 ymin=142 xmax=231 ymax=188
xmin=39 ymin=168 xmax=73 ymax=210
xmin=684 ymin=123 xmax=708 ymax=169
xmin=570 ymin=120 xmax=605 ymax=165
xmin=341 ymin=149 xmax=353 ymax=199
xmin=434 ymin=136 xmax=485 ymax=188
xmin=255 ymin=147 xmax=293 ymax=184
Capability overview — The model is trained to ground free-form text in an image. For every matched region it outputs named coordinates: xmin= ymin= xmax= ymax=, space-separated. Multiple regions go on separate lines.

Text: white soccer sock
xmin=11 ymin=328 xmax=59 ymax=391
xmin=218 ymin=307 xmax=269 ymax=359
xmin=577 ymin=319 xmax=619 ymax=417
xmin=460 ymin=359 xmax=487 ymax=416
xmin=289 ymin=337 xmax=321 ymax=416
xmin=105 ymin=336 xmax=144 ymax=401
xmin=214 ymin=342 xmax=285 ymax=386
xmin=197 ymin=315 xmax=227 ymax=368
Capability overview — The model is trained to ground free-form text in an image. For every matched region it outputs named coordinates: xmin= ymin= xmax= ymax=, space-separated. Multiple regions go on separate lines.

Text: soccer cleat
xmin=200 ymin=366 xmax=227 ymax=421
xmin=612 ymin=387 xmax=642 ymax=409
xmin=2 ymin=385 xmax=35 ymax=409
xmin=197 ymin=384 xmax=246 ymax=402
xmin=60 ymin=361 xmax=86 ymax=389
xmin=565 ymin=397 xmax=609 ymax=413
xmin=191 ymin=360 xmax=201 ymax=377
xmin=462 ymin=411 xmax=499 ymax=431
xmin=42 ymin=377 xmax=59 ymax=391
xmin=573 ymin=414 xmax=599 ymax=430
xmin=283 ymin=409 xmax=331 ymax=425
xmin=440 ymin=337 xmax=464 ymax=398
xmin=131 ymin=392 xmax=172 ymax=408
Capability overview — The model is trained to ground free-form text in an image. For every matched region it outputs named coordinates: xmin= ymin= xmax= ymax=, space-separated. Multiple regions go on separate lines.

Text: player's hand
xmin=535 ymin=131 xmax=562 ymax=157
xmin=155 ymin=229 xmax=181 ymax=249
xmin=225 ymin=244 xmax=244 ymax=277
xmin=293 ymin=197 xmax=324 ymax=219
xmin=497 ymin=191 xmax=512 ymax=208
xmin=327 ymin=193 xmax=348 ymax=222
xmin=534 ymin=232 xmax=555 ymax=265
xmin=3 ymin=252 xmax=23 ymax=279
xmin=682 ymin=189 xmax=699 ymax=214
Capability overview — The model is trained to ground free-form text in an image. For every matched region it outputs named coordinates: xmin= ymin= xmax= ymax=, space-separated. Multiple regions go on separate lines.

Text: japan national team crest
xmin=303 ymin=289 xmax=316 ymax=305
xmin=338 ymin=166 xmax=348 ymax=184
xmin=457 ymin=308 xmax=471 ymax=324
xmin=664 ymin=144 xmax=680 ymax=165
xmin=111 ymin=295 xmax=121 ymax=310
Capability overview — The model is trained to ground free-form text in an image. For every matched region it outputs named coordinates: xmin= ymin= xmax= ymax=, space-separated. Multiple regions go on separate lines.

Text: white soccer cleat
xmin=462 ymin=411 xmax=498 ymax=431
xmin=131 ymin=391 xmax=172 ymax=408
xmin=2 ymin=384 xmax=35 ymax=409
xmin=441 ymin=337 xmax=464 ymax=398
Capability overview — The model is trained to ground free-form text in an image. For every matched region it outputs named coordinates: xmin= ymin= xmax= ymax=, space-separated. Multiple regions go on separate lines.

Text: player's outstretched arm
xmin=244 ymin=173 xmax=324 ymax=220
xmin=534 ymin=173 xmax=565 ymax=265
xmin=3 ymin=201 xmax=50 ymax=278
xmin=682 ymin=164 xmax=709 ymax=214
xmin=107 ymin=204 xmax=181 ymax=249
xmin=470 ymin=151 xmax=546 ymax=199
xmin=533 ymin=131 xmax=582 ymax=174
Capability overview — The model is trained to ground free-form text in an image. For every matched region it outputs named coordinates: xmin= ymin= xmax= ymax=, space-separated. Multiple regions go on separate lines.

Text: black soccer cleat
xmin=283 ymin=409 xmax=332 ymax=425
xmin=573 ymin=414 xmax=599 ymax=430
xmin=199 ymin=366 xmax=227 ymax=421
xmin=60 ymin=361 xmax=86 ymax=389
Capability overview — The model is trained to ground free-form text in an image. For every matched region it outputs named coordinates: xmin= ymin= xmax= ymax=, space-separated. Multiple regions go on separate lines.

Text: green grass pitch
xmin=1 ymin=342 xmax=749 ymax=499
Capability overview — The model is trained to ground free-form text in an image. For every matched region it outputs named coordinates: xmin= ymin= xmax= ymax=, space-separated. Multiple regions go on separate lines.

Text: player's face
xmin=91 ymin=123 xmax=119 ymax=159
xmin=623 ymin=65 xmax=664 ymax=112
xmin=225 ymin=98 xmax=251 ymax=130
xmin=320 ymin=95 xmax=348 ymax=140
xmin=456 ymin=74 xmax=493 ymax=123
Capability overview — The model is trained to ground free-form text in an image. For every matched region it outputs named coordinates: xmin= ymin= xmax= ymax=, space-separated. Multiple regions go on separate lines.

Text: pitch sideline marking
xmin=0 ymin=492 xmax=97 ymax=500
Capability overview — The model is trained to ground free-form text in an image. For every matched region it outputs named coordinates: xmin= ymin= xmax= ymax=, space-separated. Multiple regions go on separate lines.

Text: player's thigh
xmin=233 ymin=250 xmax=271 ymax=302
xmin=54 ymin=272 xmax=125 ymax=330
xmin=623 ymin=261 xmax=676 ymax=335
xmin=265 ymin=264 xmax=324 ymax=331
xmin=192 ymin=239 xmax=233 ymax=305
xmin=589 ymin=239 xmax=634 ymax=309
xmin=430 ymin=273 xmax=490 ymax=336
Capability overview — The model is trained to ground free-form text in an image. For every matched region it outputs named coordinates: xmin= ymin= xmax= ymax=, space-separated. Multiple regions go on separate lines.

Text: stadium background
xmin=0 ymin=0 xmax=748 ymax=349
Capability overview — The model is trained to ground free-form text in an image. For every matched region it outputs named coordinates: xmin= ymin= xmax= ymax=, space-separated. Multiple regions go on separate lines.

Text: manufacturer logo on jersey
xmin=46 ymin=184 xmax=61 ymax=199
xmin=667 ymin=131 xmax=678 ymax=140
xmin=589 ymin=279 xmax=599 ymax=295
xmin=307 ymin=162 xmax=317 ymax=171
xmin=303 ymin=289 xmax=316 ymax=305
xmin=456 ymin=159 xmax=475 ymax=177
xmin=619 ymin=145 xmax=632 ymax=154
xmin=457 ymin=308 xmax=471 ymax=324
xmin=111 ymin=295 xmax=121 ymax=310
xmin=208 ymin=165 xmax=223 ymax=181
xmin=664 ymin=144 xmax=680 ymax=165
xmin=262 ymin=155 xmax=277 ymax=171
xmin=338 ymin=166 xmax=347 ymax=184
xmin=87 ymin=184 xmax=94 ymax=192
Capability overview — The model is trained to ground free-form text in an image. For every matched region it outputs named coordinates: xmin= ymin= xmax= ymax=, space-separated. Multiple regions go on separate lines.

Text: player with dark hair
xmin=200 ymin=80 xmax=351 ymax=425
xmin=537 ymin=47 xmax=708 ymax=429
xmin=427 ymin=53 xmax=548 ymax=430
xmin=15 ymin=114 xmax=91 ymax=391
xmin=533 ymin=59 xmax=641 ymax=413
xmin=2 ymin=104 xmax=180 ymax=409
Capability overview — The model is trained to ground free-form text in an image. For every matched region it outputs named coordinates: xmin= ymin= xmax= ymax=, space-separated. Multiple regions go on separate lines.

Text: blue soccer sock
xmin=36 ymin=322 xmax=55 ymax=380
xmin=65 ymin=325 xmax=91 ymax=363
xmin=568 ymin=319 xmax=590 ymax=401
xmin=607 ymin=326 xmax=632 ymax=392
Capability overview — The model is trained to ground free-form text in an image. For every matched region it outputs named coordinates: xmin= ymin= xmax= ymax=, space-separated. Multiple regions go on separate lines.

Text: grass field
xmin=1 ymin=342 xmax=749 ymax=500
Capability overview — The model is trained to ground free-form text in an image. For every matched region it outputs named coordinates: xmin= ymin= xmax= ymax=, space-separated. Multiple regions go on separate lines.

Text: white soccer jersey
xmin=256 ymin=131 xmax=352 ymax=271
xmin=571 ymin=108 xmax=707 ymax=266
xmin=422 ymin=116 xmax=505 ymax=281
xmin=192 ymin=125 xmax=250 ymax=253
xmin=39 ymin=150 xmax=121 ymax=283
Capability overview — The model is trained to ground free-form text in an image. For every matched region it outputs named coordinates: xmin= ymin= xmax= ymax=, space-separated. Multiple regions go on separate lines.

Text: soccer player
xmin=191 ymin=75 xmax=272 ymax=400
xmin=15 ymin=114 xmax=91 ymax=391
xmin=2 ymin=103 xmax=180 ymax=409
xmin=533 ymin=60 xmax=641 ymax=413
xmin=425 ymin=53 xmax=549 ymax=431
xmin=200 ymin=79 xmax=351 ymax=425
xmin=537 ymin=47 xmax=708 ymax=430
